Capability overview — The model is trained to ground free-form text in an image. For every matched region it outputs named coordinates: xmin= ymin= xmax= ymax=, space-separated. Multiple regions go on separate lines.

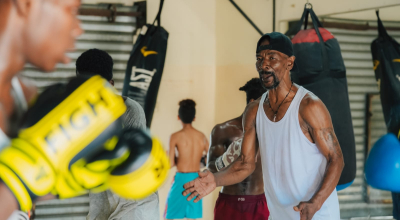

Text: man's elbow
xmin=338 ymin=152 xmax=345 ymax=170
xmin=248 ymin=162 xmax=256 ymax=174
xmin=340 ymin=157 xmax=345 ymax=171
xmin=236 ymin=160 xmax=256 ymax=175
xmin=332 ymin=154 xmax=345 ymax=171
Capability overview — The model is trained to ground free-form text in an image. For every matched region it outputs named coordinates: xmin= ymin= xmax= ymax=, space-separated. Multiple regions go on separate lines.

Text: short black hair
xmin=239 ymin=78 xmax=267 ymax=104
xmin=76 ymin=49 xmax=113 ymax=81
xmin=178 ymin=99 xmax=196 ymax=124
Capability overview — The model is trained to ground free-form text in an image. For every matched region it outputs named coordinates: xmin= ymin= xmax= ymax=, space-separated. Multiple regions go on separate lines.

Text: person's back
xmin=172 ymin=126 xmax=208 ymax=172
xmin=165 ymin=99 xmax=208 ymax=220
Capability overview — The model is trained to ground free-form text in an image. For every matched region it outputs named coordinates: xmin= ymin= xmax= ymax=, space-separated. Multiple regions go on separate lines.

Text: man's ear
xmin=109 ymin=79 xmax=114 ymax=86
xmin=193 ymin=117 xmax=196 ymax=122
xmin=249 ymin=98 xmax=255 ymax=103
xmin=287 ymin=56 xmax=295 ymax=70
xmin=178 ymin=115 xmax=180 ymax=121
xmin=13 ymin=0 xmax=32 ymax=16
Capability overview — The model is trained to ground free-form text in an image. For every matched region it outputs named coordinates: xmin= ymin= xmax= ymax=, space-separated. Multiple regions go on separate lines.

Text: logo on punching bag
xmin=141 ymin=46 xmax=158 ymax=57
xmin=373 ymin=60 xmax=380 ymax=71
xmin=128 ymin=67 xmax=157 ymax=107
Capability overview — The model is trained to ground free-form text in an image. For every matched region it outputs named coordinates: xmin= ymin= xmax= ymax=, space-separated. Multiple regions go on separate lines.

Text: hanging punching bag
xmin=122 ymin=0 xmax=168 ymax=128
xmin=371 ymin=11 xmax=400 ymax=137
xmin=365 ymin=11 xmax=400 ymax=196
xmin=285 ymin=4 xmax=356 ymax=190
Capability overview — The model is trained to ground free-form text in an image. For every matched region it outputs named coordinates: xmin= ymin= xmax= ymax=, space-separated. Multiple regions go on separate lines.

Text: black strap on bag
xmin=285 ymin=4 xmax=337 ymax=84
xmin=153 ymin=0 xmax=164 ymax=26
xmin=135 ymin=0 xmax=165 ymax=49
xmin=376 ymin=10 xmax=391 ymax=40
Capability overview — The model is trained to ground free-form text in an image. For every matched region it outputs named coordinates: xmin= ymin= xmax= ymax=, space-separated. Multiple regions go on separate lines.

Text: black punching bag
xmin=371 ymin=11 xmax=400 ymax=137
xmin=285 ymin=5 xmax=356 ymax=188
xmin=122 ymin=0 xmax=168 ymax=128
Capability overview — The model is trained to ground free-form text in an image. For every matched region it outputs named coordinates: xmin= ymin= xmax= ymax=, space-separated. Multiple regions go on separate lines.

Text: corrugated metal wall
xmin=22 ymin=4 xmax=137 ymax=94
xmin=368 ymin=95 xmax=389 ymax=203
xmin=328 ymin=27 xmax=400 ymax=219
xmin=31 ymin=4 xmax=137 ymax=220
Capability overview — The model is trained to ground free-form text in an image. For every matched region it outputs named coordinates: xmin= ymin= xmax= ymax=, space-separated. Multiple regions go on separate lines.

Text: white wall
xmin=215 ymin=0 xmax=273 ymax=123
xmin=146 ymin=1 xmax=218 ymax=219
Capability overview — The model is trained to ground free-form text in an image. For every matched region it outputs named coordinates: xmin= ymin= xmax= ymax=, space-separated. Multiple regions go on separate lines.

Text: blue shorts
xmin=164 ymin=172 xmax=203 ymax=219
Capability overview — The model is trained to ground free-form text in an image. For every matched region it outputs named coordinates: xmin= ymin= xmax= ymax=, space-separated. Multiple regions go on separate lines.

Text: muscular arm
xmin=213 ymin=102 xmax=259 ymax=187
xmin=182 ymin=101 xmax=259 ymax=202
xmin=300 ymin=96 xmax=344 ymax=209
xmin=214 ymin=137 xmax=243 ymax=172
xmin=207 ymin=126 xmax=227 ymax=173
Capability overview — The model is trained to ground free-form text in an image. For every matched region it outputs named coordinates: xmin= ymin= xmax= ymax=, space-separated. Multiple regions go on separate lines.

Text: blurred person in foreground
xmin=0 ymin=0 xmax=82 ymax=219
xmin=75 ymin=49 xmax=160 ymax=220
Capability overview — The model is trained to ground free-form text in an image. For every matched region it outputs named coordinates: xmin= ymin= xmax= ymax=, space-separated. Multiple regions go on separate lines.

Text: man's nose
xmin=260 ymin=60 xmax=271 ymax=71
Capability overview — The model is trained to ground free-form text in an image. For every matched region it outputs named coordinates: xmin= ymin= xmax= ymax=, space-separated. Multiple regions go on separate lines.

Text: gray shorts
xmin=87 ymin=190 xmax=159 ymax=220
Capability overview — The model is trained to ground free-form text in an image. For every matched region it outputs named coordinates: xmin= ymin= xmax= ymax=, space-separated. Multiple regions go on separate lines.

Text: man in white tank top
xmin=183 ymin=32 xmax=344 ymax=220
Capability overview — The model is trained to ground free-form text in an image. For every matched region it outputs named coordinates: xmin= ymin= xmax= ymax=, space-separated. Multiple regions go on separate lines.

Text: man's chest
xmin=262 ymin=102 xmax=314 ymax=144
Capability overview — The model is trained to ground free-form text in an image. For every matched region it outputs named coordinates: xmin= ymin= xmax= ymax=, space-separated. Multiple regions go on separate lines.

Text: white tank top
xmin=256 ymin=86 xmax=340 ymax=220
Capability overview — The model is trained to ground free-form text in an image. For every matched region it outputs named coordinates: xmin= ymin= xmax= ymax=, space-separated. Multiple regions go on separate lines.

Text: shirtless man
xmin=0 ymin=0 xmax=82 ymax=219
xmin=165 ymin=99 xmax=209 ymax=220
xmin=208 ymin=78 xmax=268 ymax=220
xmin=183 ymin=32 xmax=344 ymax=220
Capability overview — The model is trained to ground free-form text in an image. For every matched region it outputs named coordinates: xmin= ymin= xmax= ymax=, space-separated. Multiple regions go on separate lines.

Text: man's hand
xmin=182 ymin=169 xmax=216 ymax=203
xmin=293 ymin=200 xmax=321 ymax=220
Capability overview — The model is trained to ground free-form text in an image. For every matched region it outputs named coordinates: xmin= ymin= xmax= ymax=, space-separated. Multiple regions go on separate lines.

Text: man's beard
xmin=259 ymin=71 xmax=280 ymax=90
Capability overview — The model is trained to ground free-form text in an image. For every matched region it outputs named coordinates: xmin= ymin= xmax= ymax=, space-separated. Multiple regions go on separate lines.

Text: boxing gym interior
xmin=2 ymin=0 xmax=400 ymax=219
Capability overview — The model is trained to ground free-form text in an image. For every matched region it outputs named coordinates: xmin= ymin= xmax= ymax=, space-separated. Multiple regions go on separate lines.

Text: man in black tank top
xmin=207 ymin=78 xmax=268 ymax=220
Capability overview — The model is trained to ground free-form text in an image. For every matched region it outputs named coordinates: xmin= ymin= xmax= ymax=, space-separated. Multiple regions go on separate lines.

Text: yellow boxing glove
xmin=57 ymin=128 xmax=170 ymax=200
xmin=108 ymin=129 xmax=170 ymax=200
xmin=53 ymin=135 xmax=129 ymax=198
xmin=0 ymin=75 xmax=126 ymax=211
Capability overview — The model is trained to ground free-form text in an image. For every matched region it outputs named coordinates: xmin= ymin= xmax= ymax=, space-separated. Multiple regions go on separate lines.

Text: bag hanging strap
xmin=309 ymin=8 xmax=329 ymax=75
xmin=376 ymin=10 xmax=390 ymax=40
xmin=285 ymin=4 xmax=333 ymax=83
xmin=285 ymin=4 xmax=309 ymax=36
xmin=135 ymin=0 xmax=165 ymax=48
xmin=285 ymin=3 xmax=324 ymax=36
xmin=152 ymin=0 xmax=165 ymax=26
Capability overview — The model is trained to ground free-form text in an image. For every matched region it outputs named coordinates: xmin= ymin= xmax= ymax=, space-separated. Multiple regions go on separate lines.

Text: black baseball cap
xmin=256 ymin=32 xmax=298 ymax=72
